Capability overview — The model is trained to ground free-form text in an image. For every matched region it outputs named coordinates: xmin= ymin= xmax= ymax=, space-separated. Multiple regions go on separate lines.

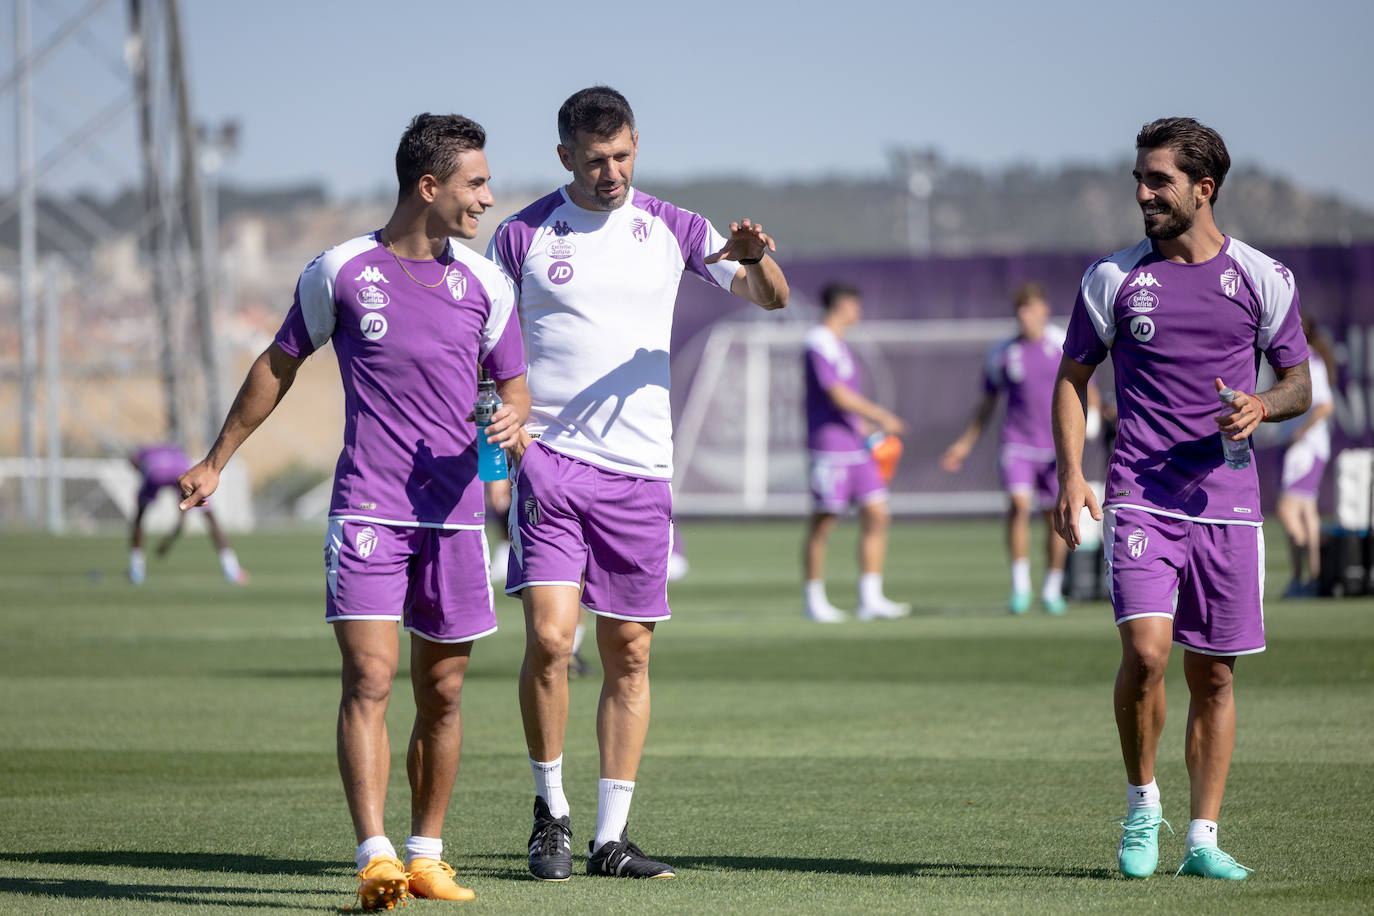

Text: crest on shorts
xmin=1127 ymin=528 xmax=1148 ymax=559
xmin=524 ymin=496 xmax=541 ymax=526
xmin=355 ymin=526 xmax=378 ymax=559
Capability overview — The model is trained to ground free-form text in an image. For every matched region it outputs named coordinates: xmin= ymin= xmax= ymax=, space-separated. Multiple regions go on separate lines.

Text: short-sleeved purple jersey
xmin=1064 ymin=236 xmax=1308 ymax=523
xmin=984 ymin=327 xmax=1064 ymax=452
xmin=134 ymin=443 xmax=191 ymax=486
xmin=274 ymin=232 xmax=526 ymax=528
xmin=803 ymin=325 xmax=867 ymax=456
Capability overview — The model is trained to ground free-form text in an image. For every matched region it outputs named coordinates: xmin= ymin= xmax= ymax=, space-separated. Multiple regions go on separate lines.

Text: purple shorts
xmin=808 ymin=451 xmax=886 ymax=514
xmin=324 ymin=519 xmax=497 ymax=643
xmin=137 ymin=478 xmax=177 ymax=509
xmin=507 ymin=441 xmax=673 ymax=622
xmin=1280 ymin=441 xmax=1327 ymax=499
xmin=1000 ymin=445 xmax=1058 ymax=507
xmin=1104 ymin=507 xmax=1266 ymax=656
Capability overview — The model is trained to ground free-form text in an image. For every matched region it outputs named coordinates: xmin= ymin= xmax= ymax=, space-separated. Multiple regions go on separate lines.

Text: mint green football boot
xmin=1115 ymin=806 xmax=1171 ymax=879
xmin=1176 ymin=845 xmax=1252 ymax=880
xmin=1008 ymin=590 xmax=1032 ymax=615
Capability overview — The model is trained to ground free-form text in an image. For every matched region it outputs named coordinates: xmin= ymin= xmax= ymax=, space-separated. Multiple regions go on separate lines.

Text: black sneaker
xmin=528 ymin=796 xmax=572 ymax=881
xmin=586 ymin=827 xmax=675 ymax=879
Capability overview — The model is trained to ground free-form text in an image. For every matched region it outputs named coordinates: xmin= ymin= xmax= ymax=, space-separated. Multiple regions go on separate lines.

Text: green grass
xmin=1 ymin=519 xmax=1371 ymax=913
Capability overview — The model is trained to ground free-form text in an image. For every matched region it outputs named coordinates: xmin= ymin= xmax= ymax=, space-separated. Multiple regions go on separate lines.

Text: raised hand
xmin=705 ymin=218 xmax=776 ymax=265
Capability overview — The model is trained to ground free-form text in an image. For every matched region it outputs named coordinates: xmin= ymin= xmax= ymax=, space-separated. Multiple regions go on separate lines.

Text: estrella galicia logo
xmin=361 ymin=312 xmax=388 ymax=341
xmin=631 ymin=217 xmax=651 ymax=242
xmin=446 ymin=269 xmax=467 ymax=301
xmin=1219 ymin=267 xmax=1241 ymax=298
xmin=357 ymin=284 xmax=389 ymax=308
xmin=1127 ymin=528 xmax=1148 ymax=559
xmin=548 ymin=238 xmax=576 ymax=259
xmin=355 ymin=526 xmax=378 ymax=559
xmin=1129 ymin=290 xmax=1158 ymax=313
xmin=548 ymin=261 xmax=574 ymax=285
xmin=1129 ymin=315 xmax=1155 ymax=343
xmin=524 ymin=496 xmax=541 ymax=526
xmin=552 ymin=220 xmax=573 ymax=237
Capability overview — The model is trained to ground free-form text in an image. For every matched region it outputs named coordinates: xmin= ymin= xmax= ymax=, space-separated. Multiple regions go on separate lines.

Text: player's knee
xmin=415 ymin=670 xmax=465 ymax=719
xmin=342 ymin=657 xmax=395 ymax=708
xmin=526 ymin=623 xmax=575 ymax=666
xmin=1121 ymin=645 xmax=1170 ymax=684
xmin=1186 ymin=659 xmax=1235 ymax=698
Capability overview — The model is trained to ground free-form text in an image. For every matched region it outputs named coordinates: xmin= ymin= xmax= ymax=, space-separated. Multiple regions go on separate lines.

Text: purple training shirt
xmin=1064 ymin=236 xmax=1308 ymax=523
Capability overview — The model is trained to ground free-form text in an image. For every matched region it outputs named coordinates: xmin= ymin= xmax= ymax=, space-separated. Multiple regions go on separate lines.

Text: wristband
xmin=739 ymin=253 xmax=764 ymax=265
xmin=1258 ymin=397 xmax=1268 ymax=422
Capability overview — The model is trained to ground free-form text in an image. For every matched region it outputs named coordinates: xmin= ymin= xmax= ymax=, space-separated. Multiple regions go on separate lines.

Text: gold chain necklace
xmin=381 ymin=229 xmax=451 ymax=289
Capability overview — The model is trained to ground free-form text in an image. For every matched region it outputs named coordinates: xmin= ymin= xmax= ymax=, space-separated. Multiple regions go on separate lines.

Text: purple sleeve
xmin=807 ymin=345 xmax=840 ymax=390
xmin=488 ymin=221 xmax=529 ymax=295
xmin=273 ymin=286 xmax=318 ymax=359
xmin=1263 ymin=287 xmax=1310 ymax=369
xmin=480 ymin=306 xmax=526 ymax=381
xmin=1063 ymin=289 xmax=1110 ymax=366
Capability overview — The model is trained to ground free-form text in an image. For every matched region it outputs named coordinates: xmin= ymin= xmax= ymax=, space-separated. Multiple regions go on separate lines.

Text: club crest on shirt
xmin=547 ymin=238 xmax=576 ymax=259
xmin=355 ymin=526 xmax=378 ymax=559
xmin=357 ymin=284 xmax=389 ymax=308
xmin=631 ymin=217 xmax=651 ymax=242
xmin=1219 ymin=267 xmax=1241 ymax=298
xmin=1128 ymin=290 xmax=1159 ymax=313
xmin=446 ymin=268 xmax=467 ymax=301
xmin=1127 ymin=528 xmax=1148 ymax=559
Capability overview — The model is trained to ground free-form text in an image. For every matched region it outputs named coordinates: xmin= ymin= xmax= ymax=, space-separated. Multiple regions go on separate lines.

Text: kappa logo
xmin=355 ymin=266 xmax=389 ymax=284
xmin=523 ymin=495 xmax=541 ymax=526
xmin=1127 ymin=528 xmax=1149 ymax=559
xmin=552 ymin=220 xmax=573 ymax=237
xmin=631 ymin=217 xmax=651 ymax=242
xmin=357 ymin=284 xmax=389 ymax=308
xmin=1220 ymin=267 xmax=1241 ymax=298
xmin=1129 ymin=290 xmax=1159 ymax=313
xmin=446 ymin=269 xmax=467 ymax=301
xmin=355 ymin=526 xmax=378 ymax=559
xmin=1273 ymin=260 xmax=1292 ymax=288
xmin=548 ymin=261 xmax=574 ymax=285
xmin=1129 ymin=272 xmax=1162 ymax=289
xmin=1129 ymin=315 xmax=1156 ymax=343
xmin=361 ymin=312 xmax=388 ymax=341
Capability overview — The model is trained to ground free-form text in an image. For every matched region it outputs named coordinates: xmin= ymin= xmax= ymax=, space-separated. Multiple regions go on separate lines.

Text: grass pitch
xmin=1 ymin=518 xmax=1371 ymax=913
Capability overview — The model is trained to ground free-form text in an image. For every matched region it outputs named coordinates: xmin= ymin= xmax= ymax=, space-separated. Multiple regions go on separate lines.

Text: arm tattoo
xmin=1260 ymin=360 xmax=1312 ymax=423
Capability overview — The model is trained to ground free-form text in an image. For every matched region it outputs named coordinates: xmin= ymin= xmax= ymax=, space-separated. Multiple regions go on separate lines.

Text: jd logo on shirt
xmin=361 ymin=312 xmax=388 ymax=341
xmin=1129 ymin=315 xmax=1155 ymax=343
xmin=548 ymin=261 xmax=574 ymax=285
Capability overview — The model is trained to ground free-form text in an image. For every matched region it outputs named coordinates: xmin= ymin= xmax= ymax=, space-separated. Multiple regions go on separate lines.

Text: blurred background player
xmin=941 ymin=282 xmax=1099 ymax=615
xmin=128 ymin=442 xmax=245 ymax=585
xmin=802 ymin=282 xmax=910 ymax=623
xmin=1275 ymin=316 xmax=1334 ymax=597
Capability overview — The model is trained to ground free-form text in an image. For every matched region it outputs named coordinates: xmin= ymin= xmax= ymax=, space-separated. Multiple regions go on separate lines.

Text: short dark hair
xmin=558 ymin=86 xmax=635 ymax=149
xmin=395 ymin=113 xmax=486 ymax=199
xmin=1135 ymin=117 xmax=1231 ymax=205
xmin=821 ymin=282 xmax=861 ymax=312
xmin=1013 ymin=281 xmax=1048 ymax=311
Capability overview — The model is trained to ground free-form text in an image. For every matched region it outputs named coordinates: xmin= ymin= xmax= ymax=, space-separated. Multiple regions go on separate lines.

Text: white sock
xmin=859 ymin=572 xmax=885 ymax=606
xmin=1186 ymin=819 xmax=1219 ymax=851
xmin=219 ymin=548 xmax=241 ymax=582
xmin=1127 ymin=779 xmax=1160 ymax=809
xmin=571 ymin=623 xmax=586 ymax=655
xmin=532 ymin=756 xmax=569 ymax=819
xmin=356 ymin=835 xmax=397 ymax=871
xmin=1042 ymin=567 xmax=1064 ymax=599
xmin=805 ymin=579 xmax=831 ymax=609
xmin=1011 ymin=558 xmax=1031 ymax=594
xmin=404 ymin=834 xmax=443 ymax=866
xmin=593 ymin=778 xmax=635 ymax=852
xmin=129 ymin=548 xmax=146 ymax=584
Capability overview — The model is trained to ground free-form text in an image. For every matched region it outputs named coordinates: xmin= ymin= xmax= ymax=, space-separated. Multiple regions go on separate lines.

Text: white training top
xmin=488 ymin=186 xmax=737 ymax=478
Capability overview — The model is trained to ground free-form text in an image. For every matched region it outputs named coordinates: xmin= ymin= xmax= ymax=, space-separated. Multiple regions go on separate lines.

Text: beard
xmin=1143 ymin=200 xmax=1195 ymax=240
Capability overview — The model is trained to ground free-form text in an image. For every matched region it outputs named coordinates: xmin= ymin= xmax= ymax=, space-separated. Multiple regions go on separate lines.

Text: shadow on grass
xmin=460 ymin=853 xmax=1115 ymax=881
xmin=0 ymin=851 xmax=354 ymax=909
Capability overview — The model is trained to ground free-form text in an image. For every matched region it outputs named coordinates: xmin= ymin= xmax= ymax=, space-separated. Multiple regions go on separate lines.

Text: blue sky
xmin=6 ymin=0 xmax=1374 ymax=209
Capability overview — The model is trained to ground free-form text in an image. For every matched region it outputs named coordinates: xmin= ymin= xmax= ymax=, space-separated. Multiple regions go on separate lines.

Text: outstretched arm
xmin=1215 ymin=360 xmax=1312 ymax=442
xmin=1052 ymin=356 xmax=1101 ymax=551
xmin=940 ymin=392 xmax=998 ymax=472
xmin=705 ymin=218 xmax=788 ymax=311
xmin=825 ymin=383 xmax=907 ymax=437
xmin=179 ymin=343 xmax=306 ymax=509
